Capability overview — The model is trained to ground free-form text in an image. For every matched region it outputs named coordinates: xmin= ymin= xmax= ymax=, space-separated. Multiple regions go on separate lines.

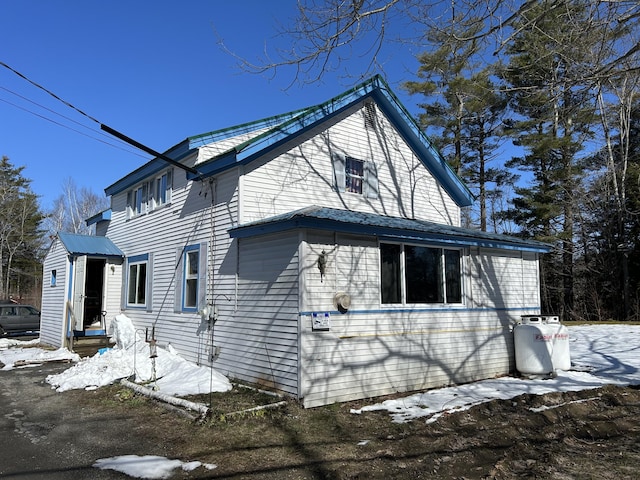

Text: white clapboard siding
xmin=470 ymin=248 xmax=540 ymax=309
xmin=241 ymin=103 xmax=460 ymax=227
xmin=301 ymin=309 xmax=516 ymax=407
xmin=104 ymin=163 xmax=240 ymax=366
xmin=40 ymin=238 xmax=69 ymax=347
xmin=217 ymin=232 xmax=300 ymax=394
xmin=299 ymin=235 xmax=531 ymax=407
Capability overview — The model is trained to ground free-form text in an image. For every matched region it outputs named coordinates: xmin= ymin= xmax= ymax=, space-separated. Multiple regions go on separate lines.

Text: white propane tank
xmin=545 ymin=316 xmax=571 ymax=371
xmin=514 ymin=318 xmax=554 ymax=376
xmin=514 ymin=315 xmax=571 ymax=376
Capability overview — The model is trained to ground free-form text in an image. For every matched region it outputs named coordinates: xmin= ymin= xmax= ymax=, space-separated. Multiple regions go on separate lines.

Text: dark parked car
xmin=0 ymin=304 xmax=40 ymax=335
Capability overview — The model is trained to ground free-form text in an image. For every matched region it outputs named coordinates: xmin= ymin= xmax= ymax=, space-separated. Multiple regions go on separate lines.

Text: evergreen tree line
xmin=0 ymin=155 xmax=108 ymax=306
xmin=0 ymin=156 xmax=43 ymax=304
xmin=402 ymin=1 xmax=640 ymax=321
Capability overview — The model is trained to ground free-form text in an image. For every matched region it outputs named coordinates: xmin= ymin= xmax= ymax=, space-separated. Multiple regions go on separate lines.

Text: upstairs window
xmin=126 ymin=168 xmax=172 ymax=218
xmin=129 ymin=183 xmax=148 ymax=217
xmin=153 ymin=169 xmax=172 ymax=207
xmin=333 ymin=154 xmax=378 ymax=198
xmin=380 ymin=243 xmax=463 ymax=305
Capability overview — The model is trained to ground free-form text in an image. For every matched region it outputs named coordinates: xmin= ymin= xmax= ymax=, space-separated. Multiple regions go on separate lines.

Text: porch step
xmin=72 ymin=336 xmax=114 ymax=358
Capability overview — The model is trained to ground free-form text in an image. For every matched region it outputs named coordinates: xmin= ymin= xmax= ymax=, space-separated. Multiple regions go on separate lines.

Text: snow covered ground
xmin=1 ymin=319 xmax=639 ymax=479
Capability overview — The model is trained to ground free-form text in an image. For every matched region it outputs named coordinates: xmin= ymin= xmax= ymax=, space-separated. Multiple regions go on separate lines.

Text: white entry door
xmin=72 ymin=255 xmax=87 ymax=330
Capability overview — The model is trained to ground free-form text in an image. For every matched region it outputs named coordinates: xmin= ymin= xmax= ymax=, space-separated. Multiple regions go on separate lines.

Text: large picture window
xmin=380 ymin=243 xmax=462 ymax=305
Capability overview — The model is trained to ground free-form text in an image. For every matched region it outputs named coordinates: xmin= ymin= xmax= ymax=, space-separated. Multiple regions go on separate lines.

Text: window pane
xmin=128 ymin=264 xmax=138 ymax=304
xmin=380 ymin=244 xmax=401 ymax=304
xmin=345 ymin=157 xmax=364 ymax=194
xmin=187 ymin=251 xmax=198 ymax=276
xmin=137 ymin=263 xmax=147 ymax=304
xmin=185 ymin=279 xmax=197 ymax=307
xmin=405 ymin=246 xmax=443 ymax=303
xmin=444 ymin=250 xmax=462 ymax=303
xmin=128 ymin=263 xmax=146 ymax=305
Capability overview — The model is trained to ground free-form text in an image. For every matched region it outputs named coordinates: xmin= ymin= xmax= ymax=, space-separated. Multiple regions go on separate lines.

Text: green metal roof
xmin=104 ymin=76 xmax=474 ymax=207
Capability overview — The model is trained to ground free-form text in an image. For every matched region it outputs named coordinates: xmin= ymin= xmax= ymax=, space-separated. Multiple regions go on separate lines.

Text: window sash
xmin=345 ymin=157 xmax=364 ymax=194
xmin=127 ymin=262 xmax=147 ymax=305
xmin=183 ymin=249 xmax=199 ymax=309
xmin=380 ymin=243 xmax=463 ymax=305
xmin=128 ymin=169 xmax=172 ymax=216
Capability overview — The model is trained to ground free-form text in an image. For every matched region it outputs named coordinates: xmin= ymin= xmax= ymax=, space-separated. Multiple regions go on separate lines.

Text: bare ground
xmin=80 ymin=382 xmax=640 ymax=479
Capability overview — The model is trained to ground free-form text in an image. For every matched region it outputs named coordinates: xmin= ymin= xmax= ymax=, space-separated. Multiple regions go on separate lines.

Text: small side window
xmin=51 ymin=270 xmax=57 ymax=287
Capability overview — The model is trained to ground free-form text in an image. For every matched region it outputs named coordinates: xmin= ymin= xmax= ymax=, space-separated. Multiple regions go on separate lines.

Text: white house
xmin=41 ymin=76 xmax=550 ymax=407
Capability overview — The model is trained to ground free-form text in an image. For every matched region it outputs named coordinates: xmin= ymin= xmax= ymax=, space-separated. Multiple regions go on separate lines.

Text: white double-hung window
xmin=126 ymin=168 xmax=173 ymax=218
xmin=174 ymin=243 xmax=207 ymax=313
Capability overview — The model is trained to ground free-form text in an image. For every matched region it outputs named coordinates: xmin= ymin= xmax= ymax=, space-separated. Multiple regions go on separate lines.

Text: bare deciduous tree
xmin=44 ymin=177 xmax=109 ymax=236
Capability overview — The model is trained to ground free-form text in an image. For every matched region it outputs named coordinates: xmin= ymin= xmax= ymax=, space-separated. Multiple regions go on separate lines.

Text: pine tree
xmin=499 ymin=1 xmax=600 ymax=318
xmin=0 ymin=156 xmax=44 ymax=300
xmin=405 ymin=20 xmax=513 ymax=231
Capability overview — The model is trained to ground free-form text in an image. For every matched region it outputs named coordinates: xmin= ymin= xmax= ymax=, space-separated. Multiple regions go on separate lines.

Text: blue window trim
xmin=181 ymin=245 xmax=199 ymax=312
xmin=126 ymin=253 xmax=149 ymax=310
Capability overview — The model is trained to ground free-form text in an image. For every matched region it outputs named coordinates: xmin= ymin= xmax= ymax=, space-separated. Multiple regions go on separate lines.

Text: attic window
xmin=333 ymin=154 xmax=379 ymax=198
xmin=364 ymin=102 xmax=377 ymax=131
xmin=346 ymin=157 xmax=364 ymax=193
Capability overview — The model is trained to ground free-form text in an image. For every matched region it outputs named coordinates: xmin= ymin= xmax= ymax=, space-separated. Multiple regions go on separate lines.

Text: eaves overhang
xmin=85 ymin=209 xmax=111 ymax=227
xmin=229 ymin=207 xmax=552 ymax=254
xmin=188 ymin=76 xmax=475 ymax=207
xmin=104 ymin=140 xmax=196 ymax=197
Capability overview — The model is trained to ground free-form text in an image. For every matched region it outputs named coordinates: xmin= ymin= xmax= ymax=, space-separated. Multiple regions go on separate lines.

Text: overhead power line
xmin=0 ymin=60 xmax=202 ymax=177
xmin=0 ymin=86 xmax=146 ymax=158
xmin=0 ymin=95 xmax=146 ymax=157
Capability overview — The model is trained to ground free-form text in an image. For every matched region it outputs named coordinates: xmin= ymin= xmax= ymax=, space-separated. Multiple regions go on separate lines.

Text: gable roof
xmin=56 ymin=232 xmax=124 ymax=258
xmin=229 ymin=206 xmax=551 ymax=253
xmin=105 ymin=76 xmax=474 ymax=207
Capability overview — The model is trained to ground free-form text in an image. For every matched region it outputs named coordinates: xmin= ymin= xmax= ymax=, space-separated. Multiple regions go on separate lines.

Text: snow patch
xmin=93 ymin=455 xmax=217 ymax=479
xmin=43 ymin=314 xmax=231 ymax=396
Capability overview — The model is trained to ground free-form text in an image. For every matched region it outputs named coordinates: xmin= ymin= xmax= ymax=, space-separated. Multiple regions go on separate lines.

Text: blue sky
xmin=0 ymin=1 xmax=423 ymax=210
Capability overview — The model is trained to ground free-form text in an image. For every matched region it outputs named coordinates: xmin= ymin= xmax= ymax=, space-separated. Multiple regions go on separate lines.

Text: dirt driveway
xmin=2 ymin=361 xmax=640 ymax=479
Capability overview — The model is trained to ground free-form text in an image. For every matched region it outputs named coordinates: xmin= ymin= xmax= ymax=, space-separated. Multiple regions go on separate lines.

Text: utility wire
xmin=1 ymin=60 xmax=202 ymax=177
xmin=2 ymin=85 xmax=110 ymax=139
xmin=0 ymin=60 xmax=100 ymax=124
xmin=0 ymin=86 xmax=146 ymax=157
xmin=0 ymin=96 xmax=147 ymax=158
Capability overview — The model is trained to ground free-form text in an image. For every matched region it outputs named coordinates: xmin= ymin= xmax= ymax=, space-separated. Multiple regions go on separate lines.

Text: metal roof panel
xmin=57 ymin=232 xmax=124 ymax=257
